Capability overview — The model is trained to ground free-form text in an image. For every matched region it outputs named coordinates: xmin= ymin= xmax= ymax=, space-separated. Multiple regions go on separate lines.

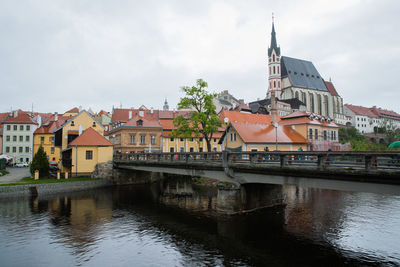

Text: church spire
xmin=268 ymin=15 xmax=280 ymax=57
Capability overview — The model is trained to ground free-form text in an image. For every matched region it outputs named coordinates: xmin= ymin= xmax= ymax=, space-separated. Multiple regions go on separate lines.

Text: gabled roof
xmin=281 ymin=56 xmax=327 ymax=91
xmin=344 ymin=104 xmax=379 ymax=118
xmin=55 ymin=110 xmax=105 ymax=132
xmin=229 ymin=122 xmax=307 ymax=144
xmin=68 ymin=127 xmax=112 ymax=146
xmin=2 ymin=110 xmax=37 ymax=125
xmin=281 ymin=111 xmax=338 ymax=127
xmin=324 ymin=81 xmax=339 ymax=96
xmin=111 ymin=108 xmax=159 ymax=123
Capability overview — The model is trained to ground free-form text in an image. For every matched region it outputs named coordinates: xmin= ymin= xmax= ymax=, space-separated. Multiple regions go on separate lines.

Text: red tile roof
xmin=34 ymin=116 xmax=69 ymax=134
xmin=158 ymin=110 xmax=191 ymax=119
xmin=65 ymin=107 xmax=79 ymax=114
xmin=111 ymin=108 xmax=159 ymax=123
xmin=231 ymin=122 xmax=308 ymax=144
xmin=281 ymin=111 xmax=338 ymax=127
xmin=344 ymin=104 xmax=379 ymax=118
xmin=2 ymin=110 xmax=37 ymax=124
xmin=68 ymin=127 xmax=112 ymax=146
xmin=370 ymin=107 xmax=400 ymax=120
xmin=123 ymin=116 xmax=162 ymax=127
xmin=219 ymin=110 xmax=277 ymax=124
xmin=324 ymin=81 xmax=339 ymax=96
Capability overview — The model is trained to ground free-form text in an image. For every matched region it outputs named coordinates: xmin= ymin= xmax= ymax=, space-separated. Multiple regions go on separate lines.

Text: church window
xmin=277 ymin=66 xmax=280 ymax=74
xmin=269 ymin=67 xmax=271 ymax=74
xmin=325 ymin=96 xmax=329 ymax=116
xmin=273 ymin=54 xmax=275 ymax=62
xmin=278 ymin=81 xmax=281 ymax=88
xmin=310 ymin=93 xmax=315 ymax=113
xmin=273 ymin=66 xmax=276 ymax=74
xmin=273 ymin=81 xmax=276 ymax=88
xmin=318 ymin=95 xmax=322 ymax=115
xmin=295 ymin=91 xmax=299 ymax=99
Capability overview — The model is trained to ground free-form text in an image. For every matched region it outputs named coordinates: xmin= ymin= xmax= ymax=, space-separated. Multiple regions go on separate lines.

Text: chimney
xmin=54 ymin=112 xmax=58 ymax=121
xmin=128 ymin=111 xmax=132 ymax=120
xmin=271 ymin=91 xmax=277 ymax=126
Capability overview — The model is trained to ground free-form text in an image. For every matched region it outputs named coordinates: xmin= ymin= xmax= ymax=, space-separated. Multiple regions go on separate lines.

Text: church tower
xmin=267 ymin=18 xmax=281 ymax=99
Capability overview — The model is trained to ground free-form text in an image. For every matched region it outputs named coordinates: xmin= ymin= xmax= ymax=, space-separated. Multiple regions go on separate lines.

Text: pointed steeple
xmin=268 ymin=20 xmax=280 ymax=57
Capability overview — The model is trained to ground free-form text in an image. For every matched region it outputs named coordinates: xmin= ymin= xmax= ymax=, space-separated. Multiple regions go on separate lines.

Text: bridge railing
xmin=114 ymin=151 xmax=400 ymax=172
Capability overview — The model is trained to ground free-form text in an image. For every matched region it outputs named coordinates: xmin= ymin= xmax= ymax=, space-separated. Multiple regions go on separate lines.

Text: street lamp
xmin=273 ymin=122 xmax=278 ymax=151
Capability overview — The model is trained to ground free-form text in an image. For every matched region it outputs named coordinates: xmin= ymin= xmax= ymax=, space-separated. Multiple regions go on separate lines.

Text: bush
xmin=30 ymin=145 xmax=50 ymax=178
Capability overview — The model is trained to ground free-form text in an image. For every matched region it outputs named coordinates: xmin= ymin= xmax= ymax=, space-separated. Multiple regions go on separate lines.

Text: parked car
xmin=15 ymin=162 xmax=29 ymax=168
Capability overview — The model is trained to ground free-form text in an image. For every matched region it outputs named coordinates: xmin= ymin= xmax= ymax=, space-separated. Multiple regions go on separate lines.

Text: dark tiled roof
xmin=281 ymin=56 xmax=327 ymax=91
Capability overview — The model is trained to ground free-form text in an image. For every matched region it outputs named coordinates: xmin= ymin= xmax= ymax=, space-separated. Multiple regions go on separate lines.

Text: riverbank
xmin=0 ymin=179 xmax=113 ymax=199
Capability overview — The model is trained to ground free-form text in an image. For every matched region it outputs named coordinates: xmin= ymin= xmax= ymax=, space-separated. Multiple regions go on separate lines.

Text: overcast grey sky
xmin=0 ymin=0 xmax=399 ymax=114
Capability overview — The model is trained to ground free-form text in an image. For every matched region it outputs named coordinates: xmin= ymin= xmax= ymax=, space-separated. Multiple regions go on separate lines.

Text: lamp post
xmin=274 ymin=122 xmax=278 ymax=151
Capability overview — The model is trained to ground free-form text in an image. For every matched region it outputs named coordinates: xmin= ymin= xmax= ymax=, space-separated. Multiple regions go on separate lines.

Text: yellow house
xmin=54 ymin=110 xmax=106 ymax=174
xmin=33 ymin=115 xmax=69 ymax=163
xmin=67 ymin=127 xmax=113 ymax=177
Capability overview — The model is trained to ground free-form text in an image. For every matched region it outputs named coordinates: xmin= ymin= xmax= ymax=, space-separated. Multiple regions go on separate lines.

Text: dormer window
xmin=137 ymin=120 xmax=143 ymax=126
xmin=139 ymin=110 xmax=144 ymax=117
xmin=92 ymin=122 xmax=96 ymax=127
xmin=71 ymin=121 xmax=75 ymax=126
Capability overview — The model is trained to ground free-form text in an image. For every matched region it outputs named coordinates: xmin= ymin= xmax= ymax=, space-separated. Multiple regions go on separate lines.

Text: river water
xmin=1 ymin=179 xmax=400 ymax=266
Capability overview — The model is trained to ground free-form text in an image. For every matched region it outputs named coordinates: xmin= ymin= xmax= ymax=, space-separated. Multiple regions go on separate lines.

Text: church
xmin=263 ymin=21 xmax=346 ymax=125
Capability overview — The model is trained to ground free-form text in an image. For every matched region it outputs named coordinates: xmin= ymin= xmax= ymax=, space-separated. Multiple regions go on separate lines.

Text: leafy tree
xmin=30 ymin=145 xmax=49 ymax=178
xmin=339 ymin=127 xmax=388 ymax=151
xmin=374 ymin=119 xmax=400 ymax=144
xmin=171 ymin=79 xmax=222 ymax=152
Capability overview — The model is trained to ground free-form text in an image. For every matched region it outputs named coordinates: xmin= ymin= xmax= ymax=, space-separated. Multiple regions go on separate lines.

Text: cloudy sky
xmin=1 ymin=0 xmax=399 ymax=114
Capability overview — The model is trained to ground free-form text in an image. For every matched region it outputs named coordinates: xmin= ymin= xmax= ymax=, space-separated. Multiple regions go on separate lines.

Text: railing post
xmin=185 ymin=153 xmax=189 ymax=164
xmin=317 ymin=155 xmax=327 ymax=170
xmin=365 ymin=155 xmax=372 ymax=172
xmin=157 ymin=154 xmax=161 ymax=162
xmin=280 ymin=154 xmax=287 ymax=168
xmin=250 ymin=153 xmax=257 ymax=164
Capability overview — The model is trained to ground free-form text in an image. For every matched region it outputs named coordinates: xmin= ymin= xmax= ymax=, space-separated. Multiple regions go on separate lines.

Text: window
xmin=13 ymin=136 xmax=17 ymax=142
xmin=92 ymin=122 xmax=96 ymax=127
xmin=7 ymin=125 xmax=10 ymax=131
xmin=140 ymin=135 xmax=146 ymax=144
xmin=86 ymin=150 xmax=93 ymax=160
xmin=19 ymin=147 xmax=23 ymax=153
xmin=26 ymin=125 xmax=30 ymax=131
xmin=230 ymin=132 xmax=237 ymax=142
xmin=50 ymin=137 xmax=54 ymax=143
xmin=130 ymin=135 xmax=135 ymax=144
xmin=170 ymin=138 xmax=174 ymax=141
xmin=277 ymin=66 xmax=280 ymax=74
xmin=6 ymin=136 xmax=10 ymax=142
xmin=19 ymin=136 xmax=23 ymax=142
xmin=180 ymin=147 xmax=184 ymax=152
xmin=273 ymin=54 xmax=275 ymax=61
xmin=180 ymin=138 xmax=184 ymax=142
xmin=213 ymin=138 xmax=217 ymax=142
xmin=6 ymin=147 xmax=10 ymax=153
xmin=71 ymin=121 xmax=75 ymax=126
xmin=26 ymin=136 xmax=30 ymax=142
xmin=213 ymin=147 xmax=217 ymax=152
xmin=51 ymin=147 xmax=55 ymax=154
xmin=278 ymin=81 xmax=281 ymax=88
xmin=273 ymin=66 xmax=276 ymax=74
xmin=309 ymin=129 xmax=313 ymax=139
xmin=315 ymin=129 xmax=318 ymax=140
xmin=20 ymin=158 xmax=23 ymax=162
xmin=41 ymin=137 xmax=44 ymax=143
xmin=200 ymin=138 xmax=203 ymax=142
xmin=199 ymin=147 xmax=203 ymax=152
xmin=13 ymin=125 xmax=17 ymax=131
xmin=25 ymin=147 xmax=29 ymax=153
xmin=20 ymin=125 xmax=24 ymax=131
xmin=26 ymin=158 xmax=29 ymax=163
xmin=274 ymin=81 xmax=276 ymax=88
xmin=151 ymin=135 xmax=156 ymax=145
xmin=323 ymin=130 xmax=327 ymax=141
xmin=190 ymin=147 xmax=194 ymax=152
xmin=170 ymin=147 xmax=174 ymax=152
xmin=12 ymin=147 xmax=16 ymax=153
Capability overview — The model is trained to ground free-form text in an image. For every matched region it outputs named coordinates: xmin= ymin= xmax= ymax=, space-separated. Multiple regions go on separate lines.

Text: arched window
xmin=273 ymin=54 xmax=275 ymax=62
xmin=273 ymin=81 xmax=276 ymax=88
xmin=278 ymin=81 xmax=281 ymax=88
xmin=277 ymin=66 xmax=280 ymax=74
xmin=295 ymin=91 xmax=299 ymax=99
xmin=310 ymin=93 xmax=315 ymax=113
xmin=337 ymin=99 xmax=341 ymax=114
xmin=269 ymin=67 xmax=271 ymax=75
xmin=333 ymin=98 xmax=336 ymax=113
xmin=273 ymin=66 xmax=276 ymax=74
xmin=324 ymin=95 xmax=329 ymax=116
xmin=318 ymin=94 xmax=322 ymax=115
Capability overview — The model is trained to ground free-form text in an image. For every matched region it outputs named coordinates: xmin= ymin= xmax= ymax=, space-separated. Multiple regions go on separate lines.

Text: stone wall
xmin=0 ymin=180 xmax=113 ymax=199
xmin=92 ymin=161 xmax=113 ymax=179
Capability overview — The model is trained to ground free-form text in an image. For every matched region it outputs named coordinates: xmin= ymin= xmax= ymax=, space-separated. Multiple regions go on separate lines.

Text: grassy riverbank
xmin=0 ymin=177 xmax=98 ymax=186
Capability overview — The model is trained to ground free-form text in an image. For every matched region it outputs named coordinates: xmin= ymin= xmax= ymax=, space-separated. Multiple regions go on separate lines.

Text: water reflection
xmin=0 ymin=180 xmax=399 ymax=266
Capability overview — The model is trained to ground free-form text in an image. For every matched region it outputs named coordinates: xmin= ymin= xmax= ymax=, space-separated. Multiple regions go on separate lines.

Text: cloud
xmin=0 ymin=0 xmax=399 ymax=113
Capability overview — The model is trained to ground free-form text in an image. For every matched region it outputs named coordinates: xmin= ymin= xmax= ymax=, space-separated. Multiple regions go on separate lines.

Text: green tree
xmin=375 ymin=118 xmax=400 ymax=144
xmin=30 ymin=145 xmax=50 ymax=178
xmin=339 ymin=127 xmax=388 ymax=151
xmin=171 ymin=79 xmax=222 ymax=152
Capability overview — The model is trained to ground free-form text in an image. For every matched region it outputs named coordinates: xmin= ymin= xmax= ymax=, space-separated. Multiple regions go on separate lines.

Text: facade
xmin=280 ymin=111 xmax=345 ymax=151
xmin=67 ymin=127 xmax=113 ymax=177
xmin=344 ymin=104 xmax=400 ymax=134
xmin=94 ymin=110 xmax=112 ymax=132
xmin=266 ymin=22 xmax=345 ymax=124
xmin=33 ymin=114 xmax=68 ymax=163
xmin=0 ymin=112 xmax=10 ymax=154
xmin=54 ymin=110 xmax=105 ymax=173
xmin=1 ymin=110 xmax=38 ymax=163
xmin=109 ymin=116 xmax=163 ymax=154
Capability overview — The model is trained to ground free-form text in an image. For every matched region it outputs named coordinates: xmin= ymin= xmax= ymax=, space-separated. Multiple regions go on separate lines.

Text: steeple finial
xmin=272 ymin=12 xmax=274 ymax=24
xmin=268 ymin=15 xmax=280 ymax=57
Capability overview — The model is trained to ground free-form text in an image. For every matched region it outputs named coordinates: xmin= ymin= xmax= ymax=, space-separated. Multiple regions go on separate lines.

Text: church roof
xmin=268 ymin=23 xmax=280 ymax=57
xmin=281 ymin=56 xmax=328 ymax=91
xmin=324 ymin=81 xmax=339 ymax=96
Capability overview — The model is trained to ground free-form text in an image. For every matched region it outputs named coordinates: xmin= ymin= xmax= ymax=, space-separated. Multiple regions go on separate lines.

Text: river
xmin=0 ymin=178 xmax=400 ymax=266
